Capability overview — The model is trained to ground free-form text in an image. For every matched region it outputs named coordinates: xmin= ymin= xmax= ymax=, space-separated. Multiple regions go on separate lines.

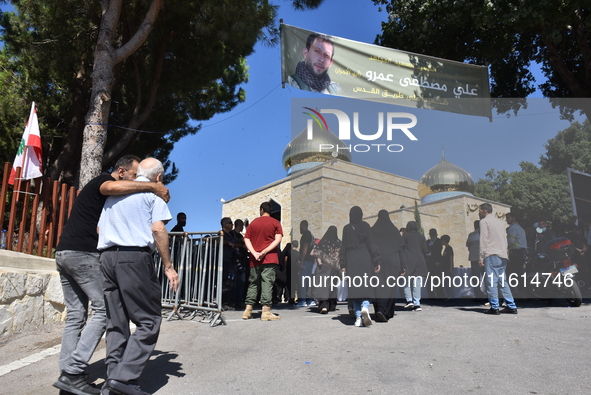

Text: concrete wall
xmin=0 ymin=250 xmax=65 ymax=336
xmin=319 ymin=160 xmax=419 ymax=237
xmin=419 ymin=195 xmax=511 ymax=267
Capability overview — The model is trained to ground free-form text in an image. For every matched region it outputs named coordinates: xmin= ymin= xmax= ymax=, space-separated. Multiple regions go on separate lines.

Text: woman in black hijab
xmin=339 ymin=206 xmax=381 ymax=327
xmin=312 ymin=226 xmax=342 ymax=314
xmin=401 ymin=221 xmax=428 ymax=311
xmin=371 ymin=210 xmax=405 ymax=322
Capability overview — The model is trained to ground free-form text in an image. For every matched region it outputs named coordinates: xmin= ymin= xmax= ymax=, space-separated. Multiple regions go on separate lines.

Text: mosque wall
xmin=366 ymin=208 xmax=440 ymax=233
xmin=318 ymin=160 xmax=420 ymax=234
xmin=222 ymin=160 xmax=511 ymax=272
xmin=418 ymin=195 xmax=511 ymax=267
xmin=291 ymin=166 xmax=324 ymax=243
xmin=222 ymin=179 xmax=293 ymax=248
xmin=289 ymin=160 xmax=421 ymax=241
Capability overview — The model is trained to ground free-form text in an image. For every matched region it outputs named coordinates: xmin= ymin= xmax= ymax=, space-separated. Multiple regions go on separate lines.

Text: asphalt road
xmin=1 ymin=298 xmax=590 ymax=395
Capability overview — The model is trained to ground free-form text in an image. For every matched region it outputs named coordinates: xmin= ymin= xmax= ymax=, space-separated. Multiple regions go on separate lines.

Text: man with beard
xmin=170 ymin=212 xmax=186 ymax=232
xmin=287 ymin=33 xmax=342 ymax=94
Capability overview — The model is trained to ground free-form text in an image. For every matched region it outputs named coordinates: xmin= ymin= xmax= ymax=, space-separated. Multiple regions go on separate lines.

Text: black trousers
xmin=100 ymin=250 xmax=162 ymax=384
xmin=507 ymin=248 xmax=526 ymax=277
xmin=507 ymin=248 xmax=527 ymax=297
xmin=470 ymin=261 xmax=486 ymax=299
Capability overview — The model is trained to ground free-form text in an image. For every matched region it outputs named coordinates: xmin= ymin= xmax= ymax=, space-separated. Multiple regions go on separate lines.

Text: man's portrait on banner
xmin=287 ymin=33 xmax=342 ymax=95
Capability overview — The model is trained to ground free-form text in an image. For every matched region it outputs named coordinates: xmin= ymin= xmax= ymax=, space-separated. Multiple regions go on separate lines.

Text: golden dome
xmin=282 ymin=120 xmax=352 ymax=174
xmin=418 ymin=157 xmax=474 ymax=202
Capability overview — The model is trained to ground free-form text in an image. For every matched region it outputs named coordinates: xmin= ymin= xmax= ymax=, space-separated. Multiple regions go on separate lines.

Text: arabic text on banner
xmin=281 ymin=23 xmax=492 ymax=119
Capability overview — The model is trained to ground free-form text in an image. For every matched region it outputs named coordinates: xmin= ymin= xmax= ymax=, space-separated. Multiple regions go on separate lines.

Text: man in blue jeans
xmin=478 ymin=203 xmax=517 ymax=315
xmin=53 ymin=155 xmax=169 ymax=395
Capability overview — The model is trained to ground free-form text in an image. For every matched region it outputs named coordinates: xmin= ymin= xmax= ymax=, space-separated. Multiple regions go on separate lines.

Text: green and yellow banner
xmin=281 ymin=23 xmax=492 ymax=119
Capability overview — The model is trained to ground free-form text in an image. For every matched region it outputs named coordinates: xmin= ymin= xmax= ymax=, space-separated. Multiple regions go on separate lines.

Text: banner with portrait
xmin=281 ymin=23 xmax=492 ymax=120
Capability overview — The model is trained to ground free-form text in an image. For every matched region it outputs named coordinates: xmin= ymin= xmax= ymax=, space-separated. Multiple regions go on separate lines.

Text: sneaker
xmin=320 ymin=307 xmax=328 ymax=314
xmin=308 ymin=300 xmax=317 ymax=307
xmin=404 ymin=301 xmax=414 ymax=309
xmin=354 ymin=317 xmax=363 ymax=327
xmin=53 ymin=372 xmax=101 ymax=395
xmin=295 ymin=301 xmax=308 ymax=307
xmin=361 ymin=307 xmax=372 ymax=326
xmin=413 ymin=305 xmax=422 ymax=312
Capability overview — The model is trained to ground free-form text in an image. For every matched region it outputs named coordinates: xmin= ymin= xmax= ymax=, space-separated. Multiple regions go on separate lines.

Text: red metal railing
xmin=1 ymin=162 xmax=78 ymax=258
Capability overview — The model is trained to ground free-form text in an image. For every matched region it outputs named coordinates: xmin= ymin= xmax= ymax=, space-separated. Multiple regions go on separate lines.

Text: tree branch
xmin=540 ymin=30 xmax=587 ymax=97
xmin=114 ymin=0 xmax=163 ymax=64
xmin=138 ymin=30 xmax=180 ymax=123
xmin=572 ymin=8 xmax=591 ymax=93
xmin=102 ymin=30 xmax=178 ymax=165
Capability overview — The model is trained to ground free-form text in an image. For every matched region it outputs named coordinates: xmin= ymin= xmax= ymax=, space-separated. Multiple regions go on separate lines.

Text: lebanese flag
xmin=9 ymin=102 xmax=43 ymax=185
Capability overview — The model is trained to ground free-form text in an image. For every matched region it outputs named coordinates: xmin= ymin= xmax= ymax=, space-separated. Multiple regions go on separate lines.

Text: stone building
xmin=222 ymin=123 xmax=510 ymax=267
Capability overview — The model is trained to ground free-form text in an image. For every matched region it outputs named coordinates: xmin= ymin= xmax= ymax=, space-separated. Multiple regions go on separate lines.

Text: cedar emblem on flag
xmin=9 ymin=102 xmax=43 ymax=184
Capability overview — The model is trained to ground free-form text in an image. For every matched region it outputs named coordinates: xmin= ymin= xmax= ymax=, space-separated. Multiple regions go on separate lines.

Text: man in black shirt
xmin=426 ymin=228 xmax=443 ymax=298
xmin=170 ymin=212 xmax=186 ymax=232
xmin=53 ymin=155 xmax=169 ymax=395
xmin=441 ymin=234 xmax=454 ymax=300
xmin=231 ymin=219 xmax=248 ymax=309
xmin=297 ymin=220 xmax=316 ymax=307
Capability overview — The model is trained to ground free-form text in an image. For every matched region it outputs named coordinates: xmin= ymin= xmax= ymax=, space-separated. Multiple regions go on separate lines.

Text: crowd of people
xmin=220 ymin=201 xmax=591 ymax=327
xmin=51 ymin=168 xmax=589 ymax=394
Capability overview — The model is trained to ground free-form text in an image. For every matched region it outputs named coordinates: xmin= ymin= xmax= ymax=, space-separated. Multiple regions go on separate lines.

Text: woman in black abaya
xmin=340 ymin=206 xmax=381 ymax=327
xmin=371 ymin=209 xmax=405 ymax=322
xmin=312 ymin=226 xmax=342 ymax=314
xmin=401 ymin=221 xmax=429 ymax=311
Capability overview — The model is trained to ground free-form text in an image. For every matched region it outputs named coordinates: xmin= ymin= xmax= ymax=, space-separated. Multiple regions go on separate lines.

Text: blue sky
xmin=165 ymin=0 xmax=581 ymax=232
xmin=165 ymin=1 xmax=394 ymax=231
xmin=1 ymin=1 xmax=583 ymax=231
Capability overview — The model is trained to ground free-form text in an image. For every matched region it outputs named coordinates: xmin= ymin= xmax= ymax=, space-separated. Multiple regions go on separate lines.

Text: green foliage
xmin=475 ymin=119 xmax=591 ymax=226
xmin=475 ymin=162 xmax=571 ymax=227
xmin=373 ymin=0 xmax=591 ymax=119
xmin=0 ymin=0 xmax=99 ymax=181
xmin=1 ymin=0 xmax=324 ymax=186
xmin=540 ymin=120 xmax=591 ymax=174
xmin=0 ymin=50 xmax=30 ymax=167
xmin=291 ymin=0 xmax=324 ymax=10
xmin=473 ymin=169 xmax=511 ymax=203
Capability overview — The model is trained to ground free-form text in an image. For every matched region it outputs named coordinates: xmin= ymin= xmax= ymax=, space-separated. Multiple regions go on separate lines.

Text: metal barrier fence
xmin=155 ymin=232 xmax=226 ymax=326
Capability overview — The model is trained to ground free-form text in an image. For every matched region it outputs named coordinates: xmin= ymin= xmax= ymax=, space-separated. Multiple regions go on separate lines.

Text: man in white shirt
xmin=98 ymin=157 xmax=179 ymax=395
xmin=478 ymin=203 xmax=517 ymax=314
